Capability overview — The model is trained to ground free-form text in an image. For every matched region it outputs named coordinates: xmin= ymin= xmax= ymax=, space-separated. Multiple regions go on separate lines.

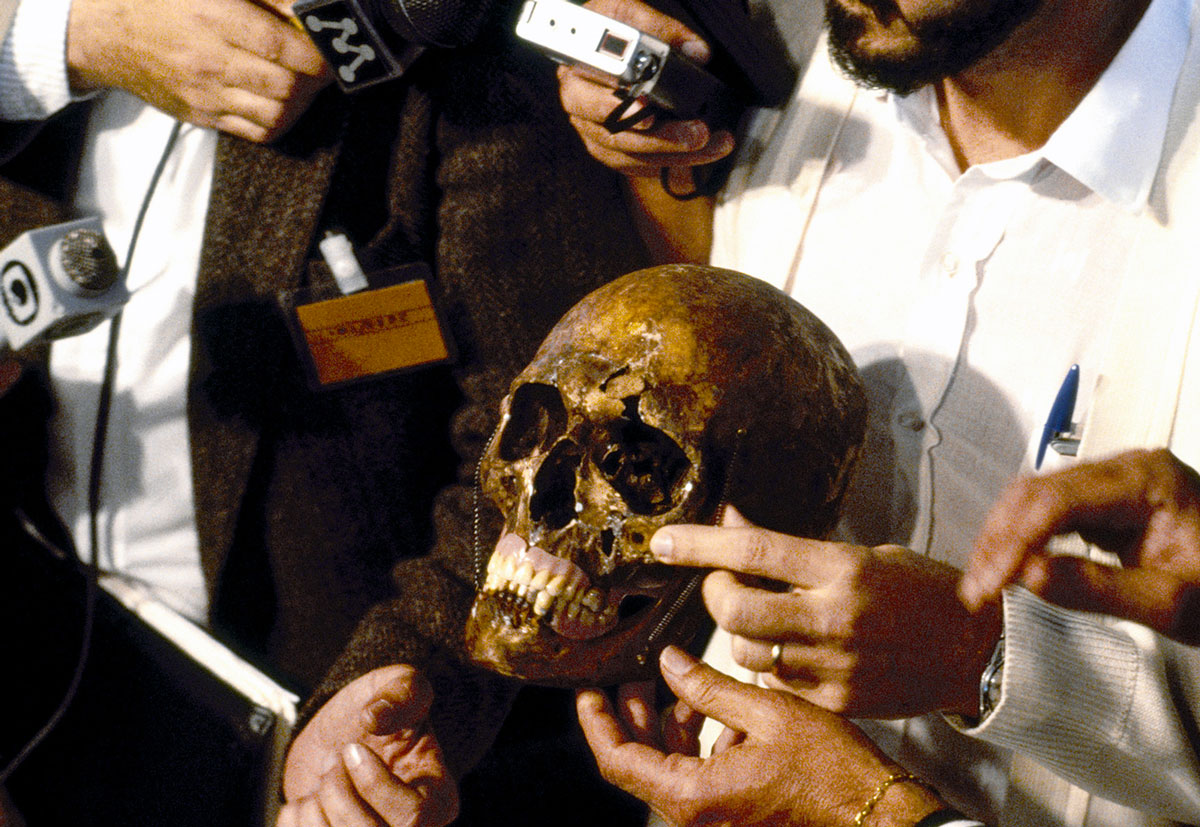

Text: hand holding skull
xmin=577 ymin=646 xmax=945 ymax=827
xmin=651 ymin=508 xmax=1003 ymax=719
xmin=278 ymin=665 xmax=458 ymax=827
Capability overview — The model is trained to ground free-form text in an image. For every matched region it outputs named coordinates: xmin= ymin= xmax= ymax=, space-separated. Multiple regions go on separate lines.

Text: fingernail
xmin=680 ymin=39 xmax=711 ymax=64
xmin=958 ymin=576 xmax=977 ymax=601
xmin=659 ymin=645 xmax=693 ymax=676
xmin=650 ymin=530 xmax=674 ymax=561
xmin=959 ymin=576 xmax=985 ymax=610
xmin=343 ymin=743 xmax=365 ymax=769
xmin=575 ymin=687 xmax=602 ymax=711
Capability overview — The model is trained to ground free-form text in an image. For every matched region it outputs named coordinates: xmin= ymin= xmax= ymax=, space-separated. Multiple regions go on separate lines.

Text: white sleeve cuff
xmin=0 ymin=0 xmax=86 ymax=120
xmin=956 ymin=586 xmax=1200 ymax=822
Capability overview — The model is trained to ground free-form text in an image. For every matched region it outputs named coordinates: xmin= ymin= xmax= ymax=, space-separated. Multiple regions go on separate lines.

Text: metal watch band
xmin=977 ymin=632 xmax=1006 ymax=722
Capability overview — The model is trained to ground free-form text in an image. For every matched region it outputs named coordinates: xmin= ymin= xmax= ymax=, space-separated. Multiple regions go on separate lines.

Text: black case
xmin=1 ymin=518 xmax=293 ymax=827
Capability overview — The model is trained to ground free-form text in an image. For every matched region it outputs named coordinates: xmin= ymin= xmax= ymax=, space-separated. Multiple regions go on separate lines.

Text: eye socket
xmin=531 ymin=439 xmax=583 ymax=530
xmin=498 ymin=383 xmax=567 ymax=462
xmin=593 ymin=402 xmax=691 ymax=516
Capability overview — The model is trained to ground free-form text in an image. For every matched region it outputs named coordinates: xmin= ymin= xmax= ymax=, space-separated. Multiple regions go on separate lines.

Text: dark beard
xmin=825 ymin=0 xmax=1042 ymax=95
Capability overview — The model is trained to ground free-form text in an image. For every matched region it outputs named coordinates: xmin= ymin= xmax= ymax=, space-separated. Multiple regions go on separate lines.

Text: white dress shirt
xmin=711 ymin=0 xmax=1199 ymax=822
xmin=2 ymin=0 xmax=216 ymax=623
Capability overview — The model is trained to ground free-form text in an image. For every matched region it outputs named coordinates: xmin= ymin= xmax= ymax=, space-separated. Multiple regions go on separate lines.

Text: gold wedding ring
xmin=769 ymin=642 xmax=784 ymax=671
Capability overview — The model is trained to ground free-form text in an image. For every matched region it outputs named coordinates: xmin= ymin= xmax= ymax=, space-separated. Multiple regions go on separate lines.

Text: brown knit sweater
xmin=0 ymin=27 xmax=652 ymax=827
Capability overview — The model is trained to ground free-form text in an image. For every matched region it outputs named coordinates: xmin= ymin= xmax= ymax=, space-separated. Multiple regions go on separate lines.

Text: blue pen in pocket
xmin=1036 ymin=364 xmax=1080 ymax=469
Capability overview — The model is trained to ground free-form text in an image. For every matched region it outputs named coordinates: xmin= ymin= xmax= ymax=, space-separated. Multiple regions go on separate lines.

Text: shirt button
xmin=897 ymin=411 xmax=925 ymax=431
xmin=940 ymin=251 xmax=959 ymax=277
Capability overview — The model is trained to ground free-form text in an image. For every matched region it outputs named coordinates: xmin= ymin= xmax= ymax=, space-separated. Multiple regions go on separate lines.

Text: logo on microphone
xmin=297 ymin=0 xmax=400 ymax=90
xmin=304 ymin=15 xmax=378 ymax=84
xmin=2 ymin=261 xmax=39 ymax=326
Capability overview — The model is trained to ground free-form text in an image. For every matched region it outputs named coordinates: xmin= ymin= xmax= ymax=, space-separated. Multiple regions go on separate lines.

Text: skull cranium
xmin=465 ymin=264 xmax=866 ymax=686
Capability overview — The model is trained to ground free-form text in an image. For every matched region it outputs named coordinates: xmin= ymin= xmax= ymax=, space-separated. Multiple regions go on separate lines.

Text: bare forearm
xmin=624 ymin=174 xmax=714 ymax=264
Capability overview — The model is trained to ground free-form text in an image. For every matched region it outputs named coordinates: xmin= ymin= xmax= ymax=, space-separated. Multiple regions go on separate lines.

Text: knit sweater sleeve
xmin=0 ymin=0 xmax=79 ymax=121
xmin=300 ymin=363 xmax=524 ymax=777
xmin=956 ymin=587 xmax=1200 ymax=823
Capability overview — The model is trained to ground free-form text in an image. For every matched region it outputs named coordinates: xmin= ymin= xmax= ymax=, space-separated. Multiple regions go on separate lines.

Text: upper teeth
xmin=481 ymin=537 xmax=617 ymax=628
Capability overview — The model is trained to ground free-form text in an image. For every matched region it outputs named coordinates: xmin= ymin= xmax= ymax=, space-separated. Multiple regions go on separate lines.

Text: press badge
xmin=281 ymin=247 xmax=453 ymax=390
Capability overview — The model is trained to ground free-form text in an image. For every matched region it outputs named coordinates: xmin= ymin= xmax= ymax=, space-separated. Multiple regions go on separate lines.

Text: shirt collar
xmin=1042 ymin=0 xmax=1190 ymax=211
xmin=889 ymin=0 xmax=1191 ymax=211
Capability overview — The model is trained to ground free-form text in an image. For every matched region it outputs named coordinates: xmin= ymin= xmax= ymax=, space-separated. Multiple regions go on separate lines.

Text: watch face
xmin=979 ymin=636 xmax=1005 ymax=719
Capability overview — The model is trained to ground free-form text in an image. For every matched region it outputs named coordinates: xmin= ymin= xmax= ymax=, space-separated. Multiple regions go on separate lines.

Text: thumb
xmin=359 ymin=665 xmax=434 ymax=735
xmin=657 ymin=646 xmax=778 ymax=737
xmin=283 ymin=665 xmax=431 ymax=802
xmin=589 ymin=0 xmax=711 ymax=63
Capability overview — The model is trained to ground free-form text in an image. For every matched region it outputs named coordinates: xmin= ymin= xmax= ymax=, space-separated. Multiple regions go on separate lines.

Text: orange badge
xmin=294 ymin=279 xmax=450 ymax=386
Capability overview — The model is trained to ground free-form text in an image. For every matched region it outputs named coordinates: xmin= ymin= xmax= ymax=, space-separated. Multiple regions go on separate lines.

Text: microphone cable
xmin=0 ymin=118 xmax=184 ymax=785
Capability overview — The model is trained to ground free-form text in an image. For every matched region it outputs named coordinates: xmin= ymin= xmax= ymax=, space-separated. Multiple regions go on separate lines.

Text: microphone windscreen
xmin=382 ymin=0 xmax=504 ymax=47
xmin=58 ymin=227 xmax=119 ymax=292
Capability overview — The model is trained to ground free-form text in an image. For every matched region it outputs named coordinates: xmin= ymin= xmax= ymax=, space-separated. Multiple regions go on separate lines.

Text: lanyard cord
xmin=1 ymin=119 xmax=184 ymax=785
xmin=88 ymin=118 xmax=185 ymax=575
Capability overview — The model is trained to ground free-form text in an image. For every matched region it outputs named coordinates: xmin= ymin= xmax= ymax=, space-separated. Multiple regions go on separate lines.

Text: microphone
xmin=377 ymin=0 xmax=500 ymax=46
xmin=294 ymin=0 xmax=506 ymax=91
xmin=0 ymin=217 xmax=126 ymax=353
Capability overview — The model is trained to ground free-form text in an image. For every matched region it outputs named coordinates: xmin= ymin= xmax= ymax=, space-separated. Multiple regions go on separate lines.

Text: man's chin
xmin=825 ymin=2 xmax=939 ymax=95
xmin=823 ymin=0 xmax=1043 ymax=94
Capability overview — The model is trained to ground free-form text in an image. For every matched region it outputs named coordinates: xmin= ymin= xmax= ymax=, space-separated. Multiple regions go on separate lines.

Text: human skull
xmin=465 ymin=264 xmax=867 ymax=686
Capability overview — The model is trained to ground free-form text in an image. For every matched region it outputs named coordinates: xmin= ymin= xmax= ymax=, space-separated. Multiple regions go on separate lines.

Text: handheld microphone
xmin=0 ymin=217 xmax=126 ymax=354
xmin=293 ymin=0 xmax=505 ymax=91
